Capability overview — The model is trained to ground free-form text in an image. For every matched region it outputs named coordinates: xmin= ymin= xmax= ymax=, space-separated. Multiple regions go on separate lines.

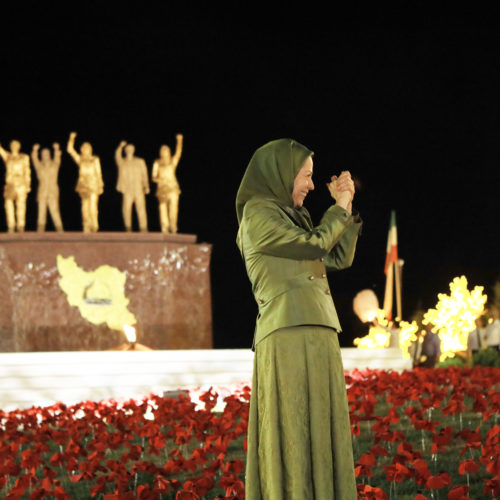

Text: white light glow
xmin=123 ymin=324 xmax=137 ymax=343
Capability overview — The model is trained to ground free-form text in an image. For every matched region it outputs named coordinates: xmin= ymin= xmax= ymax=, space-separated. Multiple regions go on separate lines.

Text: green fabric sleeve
xmin=244 ymin=199 xmax=360 ymax=261
xmin=322 ymin=218 xmax=362 ymax=270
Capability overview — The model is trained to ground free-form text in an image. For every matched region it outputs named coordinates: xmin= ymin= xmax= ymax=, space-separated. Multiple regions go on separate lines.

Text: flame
xmin=123 ymin=324 xmax=137 ymax=343
xmin=423 ymin=276 xmax=487 ymax=361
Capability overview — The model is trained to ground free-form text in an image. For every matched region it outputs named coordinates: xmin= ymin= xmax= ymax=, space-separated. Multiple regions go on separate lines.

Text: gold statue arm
xmin=31 ymin=144 xmax=41 ymax=172
xmin=95 ymin=157 xmax=104 ymax=193
xmin=141 ymin=159 xmax=150 ymax=194
xmin=53 ymin=143 xmax=62 ymax=168
xmin=67 ymin=132 xmax=81 ymax=164
xmin=115 ymin=141 xmax=126 ymax=167
xmin=0 ymin=144 xmax=8 ymax=163
xmin=172 ymin=134 xmax=183 ymax=169
xmin=24 ymin=155 xmax=31 ymax=186
xmin=151 ymin=160 xmax=159 ymax=183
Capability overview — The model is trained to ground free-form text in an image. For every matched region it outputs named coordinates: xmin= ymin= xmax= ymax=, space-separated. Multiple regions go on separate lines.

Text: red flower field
xmin=1 ymin=366 xmax=499 ymax=499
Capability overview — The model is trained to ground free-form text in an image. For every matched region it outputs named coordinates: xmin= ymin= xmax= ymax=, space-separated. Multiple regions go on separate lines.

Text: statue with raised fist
xmin=67 ymin=132 xmax=104 ymax=233
xmin=152 ymin=134 xmax=183 ymax=233
xmin=115 ymin=141 xmax=150 ymax=232
xmin=0 ymin=140 xmax=31 ymax=232
xmin=31 ymin=143 xmax=64 ymax=232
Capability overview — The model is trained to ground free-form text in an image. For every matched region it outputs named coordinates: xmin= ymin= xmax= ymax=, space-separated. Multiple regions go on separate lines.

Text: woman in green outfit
xmin=236 ymin=139 xmax=362 ymax=499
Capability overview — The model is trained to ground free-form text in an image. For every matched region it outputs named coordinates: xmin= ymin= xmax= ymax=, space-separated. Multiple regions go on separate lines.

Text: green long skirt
xmin=245 ymin=326 xmax=357 ymax=500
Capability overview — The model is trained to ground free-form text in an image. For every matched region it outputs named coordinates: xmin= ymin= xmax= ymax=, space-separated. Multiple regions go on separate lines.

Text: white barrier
xmin=0 ymin=348 xmax=411 ymax=411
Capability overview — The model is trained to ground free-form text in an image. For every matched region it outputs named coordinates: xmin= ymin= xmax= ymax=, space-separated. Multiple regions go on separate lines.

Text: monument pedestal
xmin=0 ymin=232 xmax=212 ymax=352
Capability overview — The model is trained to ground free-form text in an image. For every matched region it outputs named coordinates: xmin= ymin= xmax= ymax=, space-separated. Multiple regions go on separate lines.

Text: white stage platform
xmin=0 ymin=348 xmax=411 ymax=411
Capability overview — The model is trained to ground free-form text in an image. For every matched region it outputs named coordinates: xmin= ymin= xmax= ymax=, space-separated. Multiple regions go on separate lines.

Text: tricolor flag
xmin=384 ymin=211 xmax=398 ymax=275
xmin=383 ymin=211 xmax=402 ymax=320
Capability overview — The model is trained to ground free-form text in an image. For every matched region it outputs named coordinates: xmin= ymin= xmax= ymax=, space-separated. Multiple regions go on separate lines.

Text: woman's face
xmin=292 ymin=156 xmax=314 ymax=207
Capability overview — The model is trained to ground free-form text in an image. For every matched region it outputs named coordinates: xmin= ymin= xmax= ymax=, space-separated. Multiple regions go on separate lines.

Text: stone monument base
xmin=0 ymin=232 xmax=212 ymax=352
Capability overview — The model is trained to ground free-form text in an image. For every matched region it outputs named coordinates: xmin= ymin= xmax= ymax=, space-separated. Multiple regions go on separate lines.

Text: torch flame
xmin=123 ymin=324 xmax=137 ymax=343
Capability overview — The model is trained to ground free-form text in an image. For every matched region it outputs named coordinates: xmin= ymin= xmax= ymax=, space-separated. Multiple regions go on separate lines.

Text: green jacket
xmin=238 ymin=197 xmax=362 ymax=349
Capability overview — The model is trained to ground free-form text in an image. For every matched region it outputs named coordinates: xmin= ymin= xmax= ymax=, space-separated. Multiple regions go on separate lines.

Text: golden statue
xmin=152 ymin=134 xmax=183 ymax=233
xmin=31 ymin=143 xmax=64 ymax=232
xmin=115 ymin=141 xmax=150 ymax=232
xmin=66 ymin=132 xmax=104 ymax=233
xmin=0 ymin=140 xmax=31 ymax=232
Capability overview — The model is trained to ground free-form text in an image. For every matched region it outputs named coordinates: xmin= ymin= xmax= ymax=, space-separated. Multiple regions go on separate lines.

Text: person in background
xmin=417 ymin=322 xmax=441 ymax=368
xmin=467 ymin=315 xmax=487 ymax=358
xmin=485 ymin=305 xmax=500 ymax=351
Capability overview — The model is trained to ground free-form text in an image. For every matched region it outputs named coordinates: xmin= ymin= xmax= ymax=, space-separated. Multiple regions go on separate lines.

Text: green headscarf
xmin=235 ymin=138 xmax=313 ymax=224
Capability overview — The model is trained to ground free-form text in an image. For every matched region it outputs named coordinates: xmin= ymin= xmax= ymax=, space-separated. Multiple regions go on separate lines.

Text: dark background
xmin=1 ymin=5 xmax=499 ymax=348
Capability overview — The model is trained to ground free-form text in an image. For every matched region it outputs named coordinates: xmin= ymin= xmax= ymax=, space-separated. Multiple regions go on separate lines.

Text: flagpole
xmin=394 ymin=259 xmax=402 ymax=320
xmin=383 ymin=262 xmax=394 ymax=320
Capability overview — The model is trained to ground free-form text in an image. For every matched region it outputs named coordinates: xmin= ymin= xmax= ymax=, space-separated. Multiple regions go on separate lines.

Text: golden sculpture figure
xmin=0 ymin=140 xmax=31 ymax=232
xmin=152 ymin=134 xmax=183 ymax=233
xmin=31 ymin=143 xmax=64 ymax=232
xmin=66 ymin=132 xmax=104 ymax=233
xmin=115 ymin=141 xmax=150 ymax=232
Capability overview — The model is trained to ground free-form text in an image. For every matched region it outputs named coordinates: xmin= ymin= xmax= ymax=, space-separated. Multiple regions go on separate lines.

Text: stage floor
xmin=0 ymin=348 xmax=411 ymax=411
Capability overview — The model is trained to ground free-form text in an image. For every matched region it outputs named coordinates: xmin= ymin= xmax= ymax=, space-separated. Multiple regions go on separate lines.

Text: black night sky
xmin=1 ymin=5 xmax=499 ymax=348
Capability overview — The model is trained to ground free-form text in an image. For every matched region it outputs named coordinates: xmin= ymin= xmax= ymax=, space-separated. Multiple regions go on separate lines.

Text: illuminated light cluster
xmin=398 ymin=320 xmax=419 ymax=359
xmin=353 ymin=309 xmax=391 ymax=349
xmin=423 ymin=275 xmax=487 ymax=360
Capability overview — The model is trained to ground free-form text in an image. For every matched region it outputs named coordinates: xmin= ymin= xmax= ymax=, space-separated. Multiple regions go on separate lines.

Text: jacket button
xmin=308 ymin=275 xmax=314 ymax=280
xmin=258 ymin=299 xmax=264 ymax=304
xmin=325 ymin=290 xmax=331 ymax=295
xmin=320 ymin=257 xmax=324 ymax=262
xmin=322 ymin=273 xmax=327 ymax=278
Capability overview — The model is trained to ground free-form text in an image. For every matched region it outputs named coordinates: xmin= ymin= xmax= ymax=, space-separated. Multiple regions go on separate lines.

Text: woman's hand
xmin=327 ymin=171 xmax=355 ymax=213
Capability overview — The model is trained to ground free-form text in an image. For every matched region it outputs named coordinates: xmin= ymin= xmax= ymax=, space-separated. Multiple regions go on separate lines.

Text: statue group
xmin=0 ymin=133 xmax=183 ymax=234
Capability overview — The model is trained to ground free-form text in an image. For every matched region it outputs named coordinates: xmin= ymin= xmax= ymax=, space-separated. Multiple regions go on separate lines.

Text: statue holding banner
xmin=0 ymin=140 xmax=31 ymax=232
xmin=31 ymin=143 xmax=64 ymax=232
xmin=115 ymin=141 xmax=150 ymax=232
xmin=152 ymin=134 xmax=183 ymax=233
xmin=67 ymin=132 xmax=104 ymax=233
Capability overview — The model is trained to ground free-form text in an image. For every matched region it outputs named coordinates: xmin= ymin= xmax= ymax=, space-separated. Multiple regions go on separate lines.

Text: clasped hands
xmin=327 ymin=171 xmax=355 ymax=214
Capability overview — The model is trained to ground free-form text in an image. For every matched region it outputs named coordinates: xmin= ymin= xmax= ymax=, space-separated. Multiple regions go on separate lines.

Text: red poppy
xmin=483 ymin=476 xmax=500 ymax=496
xmin=425 ymin=472 xmax=451 ymax=490
xmin=485 ymin=456 xmax=500 ymax=475
xmin=370 ymin=444 xmax=389 ymax=457
xmin=176 ymin=491 xmax=201 ymax=500
xmin=358 ymin=452 xmax=376 ymax=466
xmin=356 ymin=483 xmax=389 ymax=499
xmin=382 ymin=463 xmax=411 ymax=482
xmin=458 ymin=459 xmax=479 ymax=475
xmin=355 ymin=464 xmax=373 ymax=479
xmin=137 ymin=484 xmax=159 ymax=500
xmin=447 ymin=485 xmax=471 ymax=500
